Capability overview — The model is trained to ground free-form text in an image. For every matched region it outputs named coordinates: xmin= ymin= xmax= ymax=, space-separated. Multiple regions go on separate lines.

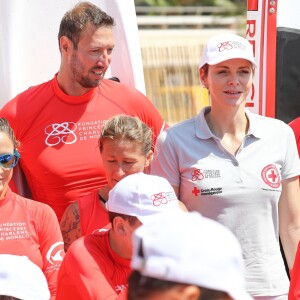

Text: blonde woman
xmin=60 ymin=115 xmax=153 ymax=251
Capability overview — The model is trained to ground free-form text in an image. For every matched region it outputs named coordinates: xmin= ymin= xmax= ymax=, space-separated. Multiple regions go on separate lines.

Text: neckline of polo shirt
xmin=52 ymin=74 xmax=97 ymax=104
xmin=244 ymin=109 xmax=262 ymax=139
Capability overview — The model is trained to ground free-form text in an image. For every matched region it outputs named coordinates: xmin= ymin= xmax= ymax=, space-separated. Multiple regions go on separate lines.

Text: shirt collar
xmin=195 ymin=106 xmax=262 ymax=139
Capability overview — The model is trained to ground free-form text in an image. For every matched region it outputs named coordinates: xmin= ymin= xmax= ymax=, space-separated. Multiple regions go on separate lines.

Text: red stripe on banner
xmin=265 ymin=1 xmax=277 ymax=118
xmin=247 ymin=0 xmax=259 ymax=11
xmin=258 ymin=0 xmax=266 ymax=115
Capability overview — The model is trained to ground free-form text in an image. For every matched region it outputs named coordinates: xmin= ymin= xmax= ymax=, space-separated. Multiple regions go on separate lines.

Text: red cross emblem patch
xmin=261 ymin=164 xmax=280 ymax=188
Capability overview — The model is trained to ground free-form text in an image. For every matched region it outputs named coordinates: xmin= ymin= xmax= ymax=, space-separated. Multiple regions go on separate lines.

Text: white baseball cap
xmin=199 ymin=33 xmax=257 ymax=68
xmin=131 ymin=211 xmax=253 ymax=300
xmin=0 ymin=254 xmax=50 ymax=300
xmin=106 ymin=173 xmax=182 ymax=223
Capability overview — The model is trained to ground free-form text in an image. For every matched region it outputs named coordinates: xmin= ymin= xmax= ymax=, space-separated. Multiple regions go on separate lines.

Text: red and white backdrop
xmin=246 ymin=0 xmax=300 ymax=122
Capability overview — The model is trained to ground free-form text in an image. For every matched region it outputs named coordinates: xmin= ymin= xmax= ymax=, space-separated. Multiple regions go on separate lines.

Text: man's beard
xmin=71 ymin=53 xmax=104 ymax=88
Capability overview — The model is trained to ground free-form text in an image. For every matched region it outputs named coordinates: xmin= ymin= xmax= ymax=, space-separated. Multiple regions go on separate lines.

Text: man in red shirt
xmin=0 ymin=2 xmax=166 ymax=221
xmin=56 ymin=173 xmax=182 ymax=300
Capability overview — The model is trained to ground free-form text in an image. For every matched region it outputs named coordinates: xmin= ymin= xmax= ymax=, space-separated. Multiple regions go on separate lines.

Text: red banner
xmin=247 ymin=0 xmax=259 ymax=11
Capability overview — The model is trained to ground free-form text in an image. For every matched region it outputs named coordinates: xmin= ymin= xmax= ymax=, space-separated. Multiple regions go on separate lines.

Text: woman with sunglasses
xmin=0 ymin=118 xmax=64 ymax=300
xmin=60 ymin=115 xmax=153 ymax=252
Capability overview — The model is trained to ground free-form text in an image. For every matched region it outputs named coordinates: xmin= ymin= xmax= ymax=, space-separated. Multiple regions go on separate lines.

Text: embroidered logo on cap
xmin=151 ymin=191 xmax=177 ymax=206
xmin=151 ymin=192 xmax=168 ymax=206
xmin=218 ymin=41 xmax=246 ymax=52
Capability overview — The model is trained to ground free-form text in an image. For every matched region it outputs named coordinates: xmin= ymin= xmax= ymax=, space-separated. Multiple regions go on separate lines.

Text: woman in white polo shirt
xmin=151 ymin=33 xmax=300 ymax=300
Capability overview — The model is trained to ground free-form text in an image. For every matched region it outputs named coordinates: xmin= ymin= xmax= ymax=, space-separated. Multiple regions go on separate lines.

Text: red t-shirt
xmin=286 ymin=118 xmax=300 ymax=299
xmin=78 ymin=190 xmax=109 ymax=236
xmin=289 ymin=242 xmax=300 ymax=299
xmin=0 ymin=75 xmax=166 ymax=220
xmin=56 ymin=230 xmax=130 ymax=300
xmin=0 ymin=188 xmax=64 ymax=299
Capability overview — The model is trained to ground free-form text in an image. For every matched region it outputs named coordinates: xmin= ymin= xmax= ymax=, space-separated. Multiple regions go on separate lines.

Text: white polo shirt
xmin=151 ymin=106 xmax=300 ymax=296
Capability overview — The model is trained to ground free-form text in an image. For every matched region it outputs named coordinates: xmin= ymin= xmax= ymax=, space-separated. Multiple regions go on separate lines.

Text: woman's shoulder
xmin=165 ymin=116 xmax=197 ymax=135
xmin=248 ymin=110 xmax=289 ymax=128
xmin=247 ymin=111 xmax=294 ymax=140
xmin=77 ymin=190 xmax=99 ymax=207
xmin=13 ymin=193 xmax=57 ymax=219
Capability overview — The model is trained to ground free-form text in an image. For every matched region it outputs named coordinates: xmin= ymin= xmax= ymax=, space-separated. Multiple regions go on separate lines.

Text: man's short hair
xmin=58 ymin=1 xmax=115 ymax=50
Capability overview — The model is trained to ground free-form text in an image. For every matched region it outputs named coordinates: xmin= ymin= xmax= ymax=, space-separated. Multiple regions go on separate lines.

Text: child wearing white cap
xmin=151 ymin=33 xmax=300 ymax=299
xmin=0 ymin=254 xmax=50 ymax=300
xmin=128 ymin=211 xmax=252 ymax=300
xmin=56 ymin=173 xmax=183 ymax=300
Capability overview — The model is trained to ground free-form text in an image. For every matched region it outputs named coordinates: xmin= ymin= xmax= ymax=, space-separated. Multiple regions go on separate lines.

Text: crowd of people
xmin=0 ymin=1 xmax=300 ymax=300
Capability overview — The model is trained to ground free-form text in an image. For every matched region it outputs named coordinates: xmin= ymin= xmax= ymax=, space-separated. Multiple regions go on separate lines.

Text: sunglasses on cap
xmin=0 ymin=150 xmax=20 ymax=169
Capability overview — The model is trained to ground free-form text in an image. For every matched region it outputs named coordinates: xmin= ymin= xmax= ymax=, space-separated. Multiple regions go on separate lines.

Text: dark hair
xmin=108 ymin=211 xmax=139 ymax=227
xmin=58 ymin=1 xmax=115 ymax=50
xmin=99 ymin=115 xmax=153 ymax=156
xmin=0 ymin=118 xmax=19 ymax=150
xmin=0 ymin=296 xmax=21 ymax=300
xmin=128 ymin=271 xmax=230 ymax=300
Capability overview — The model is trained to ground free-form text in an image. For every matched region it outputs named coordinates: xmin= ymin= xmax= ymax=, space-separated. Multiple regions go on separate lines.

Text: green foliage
xmin=135 ymin=0 xmax=176 ymax=5
xmin=134 ymin=0 xmax=215 ymax=5
xmin=135 ymin=0 xmax=246 ymax=6
xmin=134 ymin=0 xmax=247 ymax=15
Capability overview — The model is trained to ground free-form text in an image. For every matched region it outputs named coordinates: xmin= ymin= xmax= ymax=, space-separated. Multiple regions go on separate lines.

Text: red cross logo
xmin=261 ymin=164 xmax=280 ymax=188
xmin=192 ymin=187 xmax=200 ymax=196
xmin=267 ymin=170 xmax=278 ymax=182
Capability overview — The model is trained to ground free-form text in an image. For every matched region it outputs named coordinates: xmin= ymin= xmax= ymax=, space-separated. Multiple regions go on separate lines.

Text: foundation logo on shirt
xmin=115 ymin=285 xmax=127 ymax=293
xmin=45 ymin=122 xmax=77 ymax=146
xmin=46 ymin=242 xmax=64 ymax=265
xmin=261 ymin=164 xmax=280 ymax=188
xmin=191 ymin=169 xmax=221 ymax=181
